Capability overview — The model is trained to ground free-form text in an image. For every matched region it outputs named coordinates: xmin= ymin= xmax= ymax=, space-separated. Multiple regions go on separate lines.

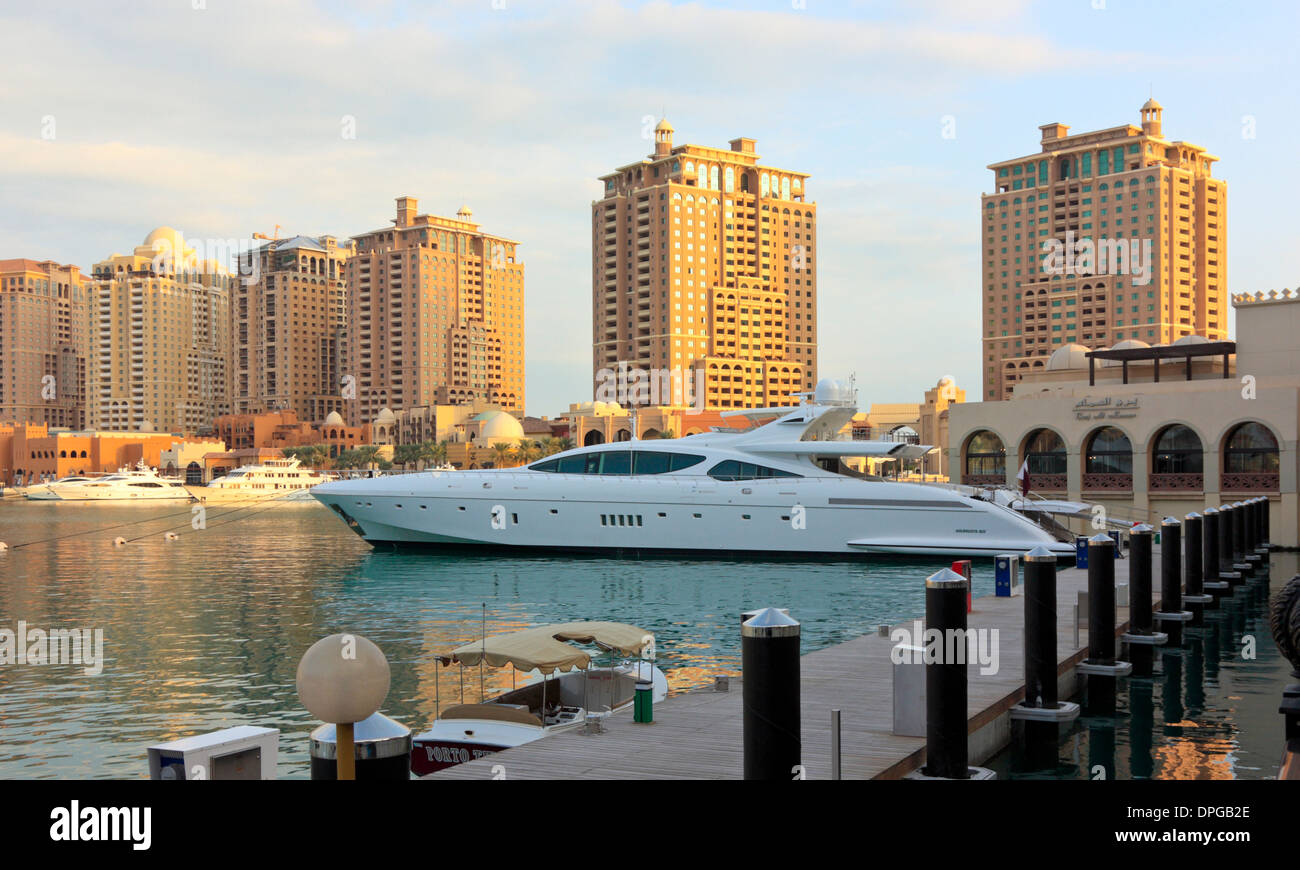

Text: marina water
xmin=0 ymin=500 xmax=1290 ymax=779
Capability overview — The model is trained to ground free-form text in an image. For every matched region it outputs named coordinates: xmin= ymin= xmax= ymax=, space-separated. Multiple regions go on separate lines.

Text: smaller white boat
xmin=184 ymin=457 xmax=331 ymax=504
xmin=26 ymin=461 xmax=190 ymax=501
xmin=411 ymin=621 xmax=668 ymax=775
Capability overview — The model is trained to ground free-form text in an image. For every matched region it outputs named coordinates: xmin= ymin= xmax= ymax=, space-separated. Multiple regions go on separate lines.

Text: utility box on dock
xmin=1075 ymin=537 xmax=1089 ymax=569
xmin=147 ymin=726 xmax=279 ymax=780
xmin=892 ymin=644 xmax=926 ymax=737
xmin=995 ymin=555 xmax=1020 ymax=597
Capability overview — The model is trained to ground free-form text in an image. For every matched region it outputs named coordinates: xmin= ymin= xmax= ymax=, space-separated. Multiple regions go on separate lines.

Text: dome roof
xmin=1142 ymin=97 xmax=1163 ymax=111
xmin=480 ymin=411 xmax=523 ymax=442
xmin=138 ymin=420 xmax=155 ymax=433
xmin=1172 ymin=334 xmax=1209 ymax=346
xmin=1046 ymin=343 xmax=1091 ymax=371
xmin=936 ymin=375 xmax=954 ymax=386
xmin=655 ymin=118 xmax=674 ymax=133
xmin=323 ymin=411 xmax=344 ymax=426
xmin=374 ymin=407 xmax=396 ymax=424
xmin=1102 ymin=338 xmax=1151 ymax=367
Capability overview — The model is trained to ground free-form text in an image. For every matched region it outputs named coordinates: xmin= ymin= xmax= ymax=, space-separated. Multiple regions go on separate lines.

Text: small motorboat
xmin=411 ymin=621 xmax=667 ymax=775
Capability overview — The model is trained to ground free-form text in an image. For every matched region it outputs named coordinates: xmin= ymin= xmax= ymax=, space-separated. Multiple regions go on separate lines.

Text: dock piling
xmin=906 ymin=568 xmax=994 ymax=780
xmin=741 ymin=607 xmax=801 ymax=780
xmin=1182 ymin=512 xmax=1212 ymax=625
xmin=1010 ymin=546 xmax=1080 ymax=770
xmin=1202 ymin=507 xmax=1229 ymax=603
xmin=1121 ymin=525 xmax=1165 ymax=676
xmin=1216 ymin=504 xmax=1243 ymax=587
xmin=1079 ymin=533 xmax=1131 ymax=715
xmin=1155 ymin=517 xmax=1192 ymax=647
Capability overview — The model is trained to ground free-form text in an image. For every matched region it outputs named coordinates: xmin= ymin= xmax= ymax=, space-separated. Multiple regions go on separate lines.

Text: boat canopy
xmin=449 ymin=621 xmax=653 ymax=674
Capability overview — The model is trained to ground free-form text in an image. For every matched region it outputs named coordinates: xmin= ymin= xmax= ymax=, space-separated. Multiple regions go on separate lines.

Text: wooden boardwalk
xmin=428 ymin=553 xmax=1154 ymax=780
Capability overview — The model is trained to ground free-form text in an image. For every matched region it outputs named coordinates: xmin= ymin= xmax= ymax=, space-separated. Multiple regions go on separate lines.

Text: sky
xmin=2 ymin=0 xmax=1297 ymax=416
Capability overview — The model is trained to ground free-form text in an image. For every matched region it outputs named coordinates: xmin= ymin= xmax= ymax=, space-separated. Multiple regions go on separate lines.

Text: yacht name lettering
xmin=425 ymin=745 xmax=495 ymax=764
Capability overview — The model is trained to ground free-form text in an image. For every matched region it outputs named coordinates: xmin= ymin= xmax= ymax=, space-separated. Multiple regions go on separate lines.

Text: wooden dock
xmin=427 ymin=553 xmax=1159 ymax=780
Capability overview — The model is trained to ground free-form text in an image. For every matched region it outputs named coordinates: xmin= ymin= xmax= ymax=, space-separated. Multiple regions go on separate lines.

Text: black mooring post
xmin=1218 ymin=503 xmax=1242 ymax=587
xmin=1183 ymin=512 xmax=1208 ymax=626
xmin=1082 ymin=533 xmax=1129 ymax=715
xmin=1233 ymin=502 xmax=1258 ymax=579
xmin=1009 ymin=546 xmax=1080 ymax=774
xmin=1088 ymin=534 xmax=1117 ymax=666
xmin=1156 ymin=517 xmax=1189 ymax=646
xmin=1261 ymin=497 xmax=1272 ymax=549
xmin=923 ymin=568 xmax=969 ymax=779
xmin=741 ymin=608 xmax=801 ymax=781
xmin=1127 ymin=525 xmax=1156 ymax=677
xmin=1024 ymin=549 xmax=1058 ymax=708
xmin=1202 ymin=507 xmax=1228 ymax=604
xmin=1232 ymin=502 xmax=1246 ymax=562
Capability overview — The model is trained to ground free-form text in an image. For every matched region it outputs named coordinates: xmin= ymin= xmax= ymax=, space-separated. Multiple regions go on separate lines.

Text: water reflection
xmin=995 ymin=550 xmax=1296 ymax=780
xmin=0 ymin=501 xmax=976 ymax=779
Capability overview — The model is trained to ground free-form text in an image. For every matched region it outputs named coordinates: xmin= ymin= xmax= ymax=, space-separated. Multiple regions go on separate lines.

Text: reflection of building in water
xmin=950 ymin=290 xmax=1298 ymax=546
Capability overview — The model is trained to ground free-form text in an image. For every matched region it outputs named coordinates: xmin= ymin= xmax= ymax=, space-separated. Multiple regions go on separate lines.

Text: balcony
xmin=1149 ymin=473 xmax=1203 ymax=492
xmin=961 ymin=474 xmax=1006 ymax=487
xmin=1083 ymin=473 xmax=1132 ymax=491
xmin=1221 ymin=473 xmax=1279 ymax=492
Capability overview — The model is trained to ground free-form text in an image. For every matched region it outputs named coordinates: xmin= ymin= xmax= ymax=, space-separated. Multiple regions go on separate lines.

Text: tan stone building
xmin=0 ymin=258 xmax=90 ymax=429
xmin=982 ymin=100 xmax=1227 ymax=401
xmin=233 ymin=234 xmax=354 ymax=421
xmin=592 ymin=120 xmax=815 ymax=410
xmin=345 ymin=197 xmax=524 ymax=427
xmin=90 ymin=228 xmax=234 ymax=433
xmin=951 ymin=290 xmax=1297 ymax=547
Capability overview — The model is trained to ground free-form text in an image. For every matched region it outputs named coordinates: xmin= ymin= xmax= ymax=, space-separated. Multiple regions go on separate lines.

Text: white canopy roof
xmin=449 ymin=621 xmax=653 ymax=675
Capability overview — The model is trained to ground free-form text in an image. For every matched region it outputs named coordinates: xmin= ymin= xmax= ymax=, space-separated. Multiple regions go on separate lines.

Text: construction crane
xmin=252 ymin=225 xmax=281 ymax=241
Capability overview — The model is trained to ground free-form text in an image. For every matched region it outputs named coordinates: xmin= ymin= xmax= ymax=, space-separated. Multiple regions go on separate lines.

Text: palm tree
xmin=490 ymin=441 xmax=515 ymax=469
xmin=516 ymin=439 xmax=543 ymax=465
xmin=656 ymin=429 xmax=677 ymax=439
xmin=392 ymin=443 xmax=420 ymax=470
xmin=309 ymin=444 xmax=330 ymax=467
xmin=433 ymin=440 xmax=450 ymax=467
xmin=334 ymin=449 xmax=358 ymax=469
xmin=355 ymin=445 xmax=381 ymax=470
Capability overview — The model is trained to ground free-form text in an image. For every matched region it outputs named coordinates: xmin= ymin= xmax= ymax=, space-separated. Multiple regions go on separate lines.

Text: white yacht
xmin=26 ymin=461 xmax=190 ymax=501
xmin=313 ymin=380 xmax=1076 ymax=559
xmin=185 ymin=457 xmax=331 ymax=504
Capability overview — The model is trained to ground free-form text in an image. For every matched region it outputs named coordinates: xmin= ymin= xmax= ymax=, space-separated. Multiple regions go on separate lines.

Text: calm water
xmin=987 ymin=549 xmax=1298 ymax=781
xmin=0 ymin=499 xmax=978 ymax=779
xmin=1 ymin=499 xmax=1292 ymax=779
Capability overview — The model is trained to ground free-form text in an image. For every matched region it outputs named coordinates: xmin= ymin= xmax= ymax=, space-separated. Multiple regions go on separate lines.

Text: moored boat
xmin=411 ymin=621 xmax=667 ymax=775
xmin=184 ymin=457 xmax=331 ymax=504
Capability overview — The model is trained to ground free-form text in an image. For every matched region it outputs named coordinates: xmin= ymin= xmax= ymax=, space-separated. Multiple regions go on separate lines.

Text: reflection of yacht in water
xmin=184 ymin=457 xmax=330 ymax=504
xmin=313 ymin=379 xmax=1076 ymax=558
xmin=411 ymin=622 xmax=667 ymax=775
xmin=26 ymin=461 xmax=190 ymax=501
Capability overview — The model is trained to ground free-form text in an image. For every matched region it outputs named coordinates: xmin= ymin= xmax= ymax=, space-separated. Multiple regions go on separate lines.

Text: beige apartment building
xmin=233 ymin=234 xmax=354 ymax=422
xmin=90 ymin=228 xmax=234 ymax=433
xmin=592 ymin=120 xmax=816 ymax=410
xmin=982 ymin=100 xmax=1227 ymax=401
xmin=345 ymin=197 xmax=524 ymax=426
xmin=0 ymin=259 xmax=90 ymax=429
xmin=951 ymin=291 xmax=1297 ymax=547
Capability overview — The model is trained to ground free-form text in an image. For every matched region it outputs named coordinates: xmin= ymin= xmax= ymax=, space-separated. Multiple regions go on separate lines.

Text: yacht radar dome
xmin=813 ymin=378 xmax=855 ymax=406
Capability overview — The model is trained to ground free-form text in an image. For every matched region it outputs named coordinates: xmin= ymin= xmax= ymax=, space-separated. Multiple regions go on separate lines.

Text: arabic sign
xmin=1073 ymin=395 xmax=1140 ymax=421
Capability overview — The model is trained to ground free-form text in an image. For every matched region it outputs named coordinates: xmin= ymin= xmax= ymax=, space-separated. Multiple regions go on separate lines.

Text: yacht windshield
xmin=529 ymin=450 xmax=705 ymax=474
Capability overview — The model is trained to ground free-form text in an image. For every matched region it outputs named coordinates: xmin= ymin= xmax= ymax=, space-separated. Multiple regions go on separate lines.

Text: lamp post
xmin=297 ymin=633 xmax=391 ymax=780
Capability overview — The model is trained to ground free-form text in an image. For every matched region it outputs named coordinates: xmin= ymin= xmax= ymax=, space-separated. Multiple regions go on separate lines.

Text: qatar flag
xmin=1016 ymin=459 xmax=1030 ymax=497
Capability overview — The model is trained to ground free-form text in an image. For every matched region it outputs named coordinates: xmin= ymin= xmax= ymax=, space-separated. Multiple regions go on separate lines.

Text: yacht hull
xmin=313 ymin=472 xmax=1076 ymax=559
